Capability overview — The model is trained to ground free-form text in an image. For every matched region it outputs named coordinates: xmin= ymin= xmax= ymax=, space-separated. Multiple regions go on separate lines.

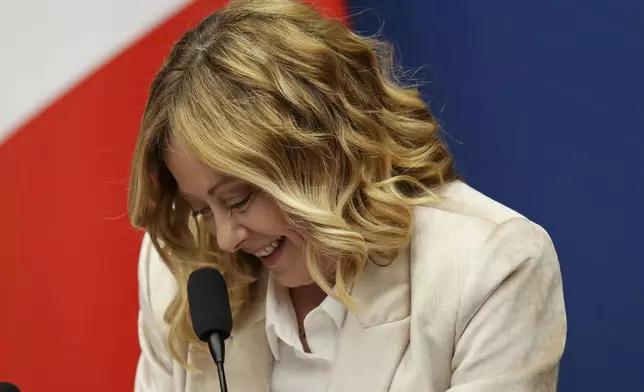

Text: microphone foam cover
xmin=188 ymin=268 xmax=233 ymax=342
xmin=0 ymin=383 xmax=20 ymax=392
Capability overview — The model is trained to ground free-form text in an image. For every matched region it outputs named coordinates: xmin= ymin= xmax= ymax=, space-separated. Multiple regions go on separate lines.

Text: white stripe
xmin=0 ymin=0 xmax=190 ymax=143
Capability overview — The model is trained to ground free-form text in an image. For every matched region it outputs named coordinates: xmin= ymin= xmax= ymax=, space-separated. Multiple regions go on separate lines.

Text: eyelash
xmin=190 ymin=192 xmax=254 ymax=219
xmin=191 ymin=206 xmax=211 ymax=219
xmin=228 ymin=193 xmax=253 ymax=210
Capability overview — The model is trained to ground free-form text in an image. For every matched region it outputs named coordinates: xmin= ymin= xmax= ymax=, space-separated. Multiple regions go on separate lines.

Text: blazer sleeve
xmin=134 ymin=234 xmax=176 ymax=392
xmin=448 ymin=218 xmax=567 ymax=391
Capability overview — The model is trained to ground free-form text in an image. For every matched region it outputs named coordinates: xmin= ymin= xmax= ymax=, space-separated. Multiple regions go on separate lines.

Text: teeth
xmin=254 ymin=238 xmax=283 ymax=258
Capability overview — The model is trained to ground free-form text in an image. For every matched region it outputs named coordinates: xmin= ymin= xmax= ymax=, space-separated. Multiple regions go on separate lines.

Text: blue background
xmin=347 ymin=0 xmax=644 ymax=390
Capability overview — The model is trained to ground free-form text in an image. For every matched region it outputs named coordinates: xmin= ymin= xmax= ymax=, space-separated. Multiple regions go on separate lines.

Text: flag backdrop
xmin=2 ymin=1 xmax=644 ymax=391
xmin=0 ymin=1 xmax=345 ymax=390
xmin=347 ymin=0 xmax=644 ymax=391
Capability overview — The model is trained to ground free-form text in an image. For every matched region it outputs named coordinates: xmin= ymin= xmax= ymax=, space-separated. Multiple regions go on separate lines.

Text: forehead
xmin=162 ymin=140 xmax=226 ymax=198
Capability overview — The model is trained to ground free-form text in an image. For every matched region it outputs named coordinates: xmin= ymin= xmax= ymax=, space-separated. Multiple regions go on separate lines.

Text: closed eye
xmin=191 ymin=206 xmax=213 ymax=219
xmin=227 ymin=192 xmax=254 ymax=210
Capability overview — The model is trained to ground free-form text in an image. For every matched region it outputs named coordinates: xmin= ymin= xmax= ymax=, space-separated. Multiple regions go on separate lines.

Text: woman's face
xmin=163 ymin=141 xmax=312 ymax=288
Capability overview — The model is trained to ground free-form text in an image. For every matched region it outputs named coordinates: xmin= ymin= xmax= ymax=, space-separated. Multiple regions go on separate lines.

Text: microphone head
xmin=0 ymin=383 xmax=19 ymax=392
xmin=188 ymin=268 xmax=233 ymax=342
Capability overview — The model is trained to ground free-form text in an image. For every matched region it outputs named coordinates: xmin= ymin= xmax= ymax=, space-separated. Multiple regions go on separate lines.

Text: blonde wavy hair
xmin=128 ymin=0 xmax=456 ymax=366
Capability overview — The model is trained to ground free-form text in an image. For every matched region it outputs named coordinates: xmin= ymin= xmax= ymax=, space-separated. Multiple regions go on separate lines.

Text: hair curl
xmin=128 ymin=0 xmax=456 ymax=368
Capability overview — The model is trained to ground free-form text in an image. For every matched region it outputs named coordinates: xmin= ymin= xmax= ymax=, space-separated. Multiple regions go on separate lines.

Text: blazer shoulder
xmin=412 ymin=181 xmax=528 ymax=252
xmin=410 ymin=181 xmax=556 ymax=300
xmin=421 ymin=180 xmax=526 ymax=224
xmin=138 ymin=234 xmax=178 ymax=322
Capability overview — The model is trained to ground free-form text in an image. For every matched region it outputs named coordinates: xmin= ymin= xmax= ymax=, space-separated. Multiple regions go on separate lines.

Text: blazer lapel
xmin=327 ymin=248 xmax=411 ymax=392
xmin=186 ymin=273 xmax=272 ymax=392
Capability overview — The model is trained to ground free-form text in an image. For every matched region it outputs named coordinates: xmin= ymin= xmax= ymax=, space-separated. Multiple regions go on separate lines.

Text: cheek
xmin=286 ymin=232 xmax=306 ymax=252
xmin=203 ymin=219 xmax=217 ymax=236
xmin=243 ymin=196 xmax=291 ymax=232
xmin=284 ymin=233 xmax=309 ymax=276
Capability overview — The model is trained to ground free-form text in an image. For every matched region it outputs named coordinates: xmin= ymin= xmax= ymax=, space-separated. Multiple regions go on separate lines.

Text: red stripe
xmin=0 ymin=0 xmax=342 ymax=390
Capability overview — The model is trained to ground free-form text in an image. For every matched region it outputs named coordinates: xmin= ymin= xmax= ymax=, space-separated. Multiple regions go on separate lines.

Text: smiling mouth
xmin=253 ymin=236 xmax=285 ymax=258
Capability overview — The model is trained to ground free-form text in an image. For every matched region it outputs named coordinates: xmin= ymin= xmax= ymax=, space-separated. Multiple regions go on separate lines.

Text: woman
xmin=128 ymin=0 xmax=566 ymax=391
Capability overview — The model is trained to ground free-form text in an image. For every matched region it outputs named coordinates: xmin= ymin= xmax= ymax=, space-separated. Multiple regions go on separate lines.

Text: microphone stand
xmin=208 ymin=332 xmax=228 ymax=392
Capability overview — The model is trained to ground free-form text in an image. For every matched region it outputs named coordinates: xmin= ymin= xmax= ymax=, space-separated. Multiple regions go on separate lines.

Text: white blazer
xmin=134 ymin=181 xmax=567 ymax=392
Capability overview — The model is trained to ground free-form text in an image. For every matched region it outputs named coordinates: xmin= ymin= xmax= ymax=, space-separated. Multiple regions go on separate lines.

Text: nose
xmin=214 ymin=213 xmax=248 ymax=253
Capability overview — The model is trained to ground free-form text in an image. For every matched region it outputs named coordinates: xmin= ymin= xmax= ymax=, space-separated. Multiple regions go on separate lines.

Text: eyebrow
xmin=180 ymin=177 xmax=236 ymax=201
xmin=207 ymin=177 xmax=235 ymax=196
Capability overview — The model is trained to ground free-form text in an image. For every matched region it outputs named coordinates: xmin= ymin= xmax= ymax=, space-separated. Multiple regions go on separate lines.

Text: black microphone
xmin=188 ymin=268 xmax=233 ymax=392
xmin=0 ymin=383 xmax=19 ymax=392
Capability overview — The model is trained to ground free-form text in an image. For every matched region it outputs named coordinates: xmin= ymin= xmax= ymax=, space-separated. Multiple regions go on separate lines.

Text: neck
xmin=289 ymin=283 xmax=327 ymax=320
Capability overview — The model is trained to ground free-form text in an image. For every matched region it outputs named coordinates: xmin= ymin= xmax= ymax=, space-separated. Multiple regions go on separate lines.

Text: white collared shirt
xmin=265 ymin=274 xmax=347 ymax=392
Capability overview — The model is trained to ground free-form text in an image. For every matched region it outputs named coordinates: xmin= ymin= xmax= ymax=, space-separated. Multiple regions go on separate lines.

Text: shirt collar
xmin=265 ymin=274 xmax=292 ymax=360
xmin=318 ymin=292 xmax=347 ymax=331
xmin=264 ymin=273 xmax=347 ymax=360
